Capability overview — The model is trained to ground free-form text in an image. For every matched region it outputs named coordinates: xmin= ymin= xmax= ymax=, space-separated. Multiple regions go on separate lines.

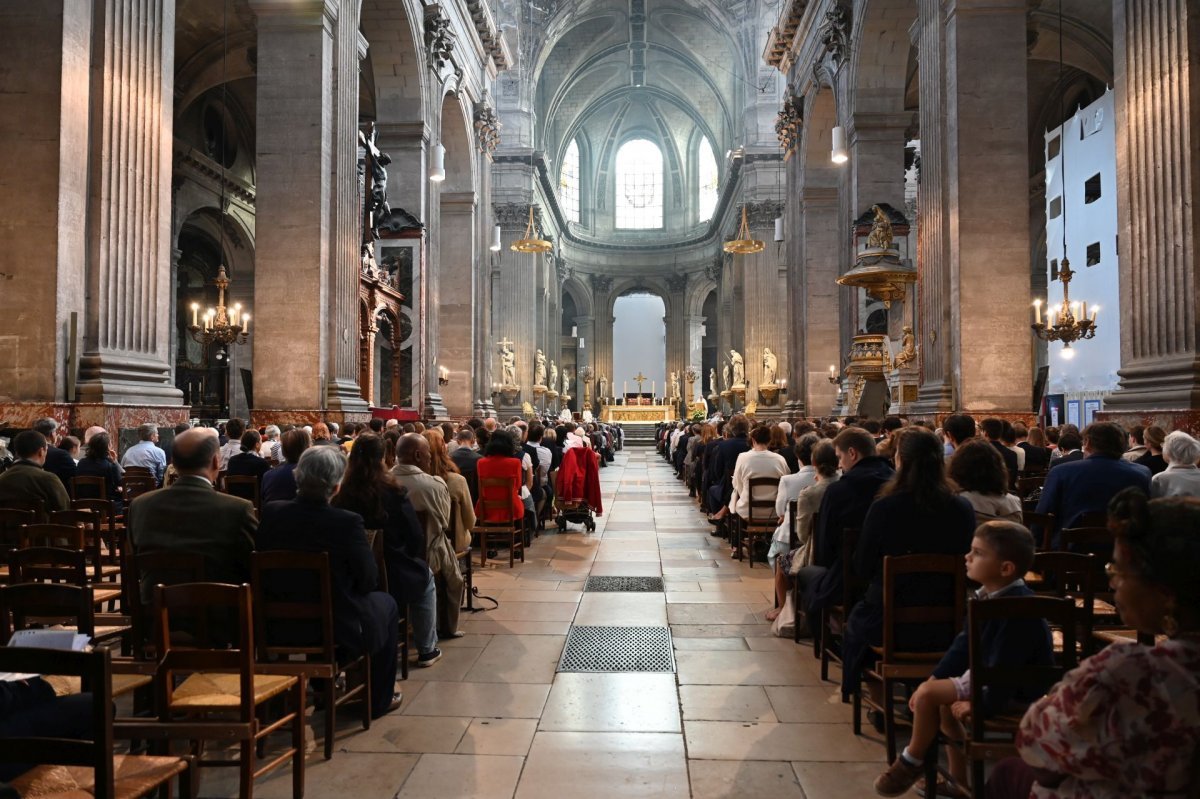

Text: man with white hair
xmin=121 ymin=423 xmax=167 ymax=485
xmin=262 ymin=425 xmax=283 ymax=462
xmin=256 ymin=446 xmax=402 ymax=718
xmin=1151 ymin=431 xmax=1200 ymax=498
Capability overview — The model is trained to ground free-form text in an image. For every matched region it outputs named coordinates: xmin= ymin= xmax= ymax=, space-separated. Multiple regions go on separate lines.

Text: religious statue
xmin=598 ymin=374 xmax=608 ymax=399
xmin=722 ymin=362 xmax=731 ymax=392
xmin=534 ymin=349 xmax=548 ymax=387
xmin=761 ymin=347 xmax=778 ymax=385
xmin=500 ymin=340 xmax=517 ymax=386
xmin=358 ymin=123 xmax=392 ymax=245
xmin=709 ymin=367 xmax=718 ymax=397
xmin=865 ymin=204 xmax=894 ymax=250
xmin=893 ymin=325 xmax=917 ymax=369
xmin=549 ymin=360 xmax=559 ymax=391
xmin=669 ymin=371 xmax=681 ymax=400
xmin=729 ymin=349 xmax=746 ymax=388
xmin=562 ymin=368 xmax=571 ymax=397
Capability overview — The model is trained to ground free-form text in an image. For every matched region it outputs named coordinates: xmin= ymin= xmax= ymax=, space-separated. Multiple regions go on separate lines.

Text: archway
xmin=613 ymin=292 xmax=667 ymax=400
xmin=701 ymin=289 xmax=719 ymax=397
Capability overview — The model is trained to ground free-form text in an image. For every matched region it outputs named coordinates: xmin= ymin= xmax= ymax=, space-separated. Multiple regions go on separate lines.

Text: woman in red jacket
xmin=474 ymin=429 xmax=524 ymax=524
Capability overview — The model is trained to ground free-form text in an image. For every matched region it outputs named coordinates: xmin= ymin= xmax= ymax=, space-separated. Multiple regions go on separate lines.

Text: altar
xmin=602 ymin=404 xmax=674 ymax=423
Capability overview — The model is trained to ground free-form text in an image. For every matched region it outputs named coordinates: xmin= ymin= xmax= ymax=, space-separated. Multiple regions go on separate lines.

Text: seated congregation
xmin=658 ymin=414 xmax=1199 ymax=798
xmin=0 ymin=414 xmax=616 ymax=797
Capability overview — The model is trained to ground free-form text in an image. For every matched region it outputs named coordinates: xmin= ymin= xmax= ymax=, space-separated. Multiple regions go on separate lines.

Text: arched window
xmin=615 ymin=138 xmax=663 ymax=229
xmin=559 ymin=139 xmax=581 ymax=224
xmin=697 ymin=137 xmax=719 ymax=223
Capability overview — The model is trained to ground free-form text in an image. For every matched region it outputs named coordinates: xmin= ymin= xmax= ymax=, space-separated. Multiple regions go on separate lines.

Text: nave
xmin=197 ymin=448 xmax=880 ymax=799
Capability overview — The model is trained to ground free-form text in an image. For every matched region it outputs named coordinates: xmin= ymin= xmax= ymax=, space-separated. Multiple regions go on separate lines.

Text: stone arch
xmin=799 ymin=87 xmax=840 ymax=191
xmin=847 ymin=0 xmax=918 ymax=116
xmin=686 ymin=276 xmax=718 ymax=317
xmin=562 ymin=275 xmax=595 ymax=319
xmin=439 ymin=89 xmax=477 ymax=195
xmin=360 ymin=0 xmax=427 ymax=126
xmin=606 ymin=278 xmax=673 ymax=319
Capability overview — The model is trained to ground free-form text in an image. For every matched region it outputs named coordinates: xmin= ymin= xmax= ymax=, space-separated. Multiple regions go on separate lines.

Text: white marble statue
xmin=598 ymin=374 xmax=608 ymax=399
xmin=709 ymin=367 xmax=718 ymax=396
xmin=722 ymin=362 xmax=731 ymax=392
xmin=762 ymin=347 xmax=778 ymax=385
xmin=562 ymin=368 xmax=571 ymax=397
xmin=500 ymin=341 xmax=516 ymax=386
xmin=549 ymin=360 xmax=559 ymax=391
xmin=729 ymin=349 xmax=746 ymax=388
xmin=669 ymin=371 xmax=681 ymax=399
xmin=534 ymin=349 xmax=547 ymax=387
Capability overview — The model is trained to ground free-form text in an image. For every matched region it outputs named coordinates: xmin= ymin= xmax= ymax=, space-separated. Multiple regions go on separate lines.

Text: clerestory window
xmin=615 ymin=138 xmax=663 ymax=229
xmin=559 ymin=139 xmax=581 ymax=224
xmin=698 ymin=137 xmax=719 ymax=223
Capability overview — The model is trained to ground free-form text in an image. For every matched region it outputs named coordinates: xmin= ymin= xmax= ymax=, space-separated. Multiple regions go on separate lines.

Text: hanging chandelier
xmin=510 ymin=205 xmax=552 ymax=253
xmin=724 ymin=205 xmax=765 ymax=255
xmin=189 ymin=265 xmax=249 ymax=346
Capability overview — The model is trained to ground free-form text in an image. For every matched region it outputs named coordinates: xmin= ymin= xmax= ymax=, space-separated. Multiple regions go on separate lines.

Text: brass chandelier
xmin=510 ymin=205 xmax=553 ymax=254
xmin=723 ymin=205 xmax=765 ymax=255
xmin=189 ymin=265 xmax=249 ymax=347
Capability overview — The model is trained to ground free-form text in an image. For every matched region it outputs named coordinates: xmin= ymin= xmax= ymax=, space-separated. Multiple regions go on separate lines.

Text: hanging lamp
xmin=510 ymin=205 xmax=552 ymax=254
xmin=723 ymin=205 xmax=765 ymax=255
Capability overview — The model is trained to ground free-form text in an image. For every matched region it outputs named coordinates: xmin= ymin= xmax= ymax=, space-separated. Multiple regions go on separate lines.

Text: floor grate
xmin=585 ymin=576 xmax=665 ymax=593
xmin=557 ymin=625 xmax=676 ymax=673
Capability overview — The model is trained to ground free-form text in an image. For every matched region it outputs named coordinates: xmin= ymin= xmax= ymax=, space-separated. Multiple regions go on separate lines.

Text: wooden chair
xmin=50 ymin=509 xmax=121 ymax=584
xmin=252 ymin=551 xmax=371 ymax=760
xmin=20 ymin=522 xmax=85 ymax=550
xmin=819 ymin=527 xmax=864 ymax=683
xmin=929 ymin=596 xmax=1078 ymax=798
xmin=0 ymin=496 xmax=46 ymax=524
xmin=796 ymin=508 xmax=817 ymax=646
xmin=1015 ymin=474 xmax=1045 ymax=498
xmin=0 ymin=507 xmax=35 ymax=583
xmin=0 ymin=647 xmax=194 ymax=799
xmin=364 ymin=530 xmax=409 ymax=680
xmin=854 ymin=553 xmax=967 ymax=764
xmin=125 ymin=550 xmax=207 ymax=659
xmin=8 ymin=546 xmax=89 ymax=587
xmin=71 ymin=475 xmax=109 ymax=502
xmin=737 ymin=476 xmax=780 ymax=567
xmin=224 ymin=475 xmax=262 ymax=511
xmin=1022 ymin=510 xmax=1056 ymax=550
xmin=119 ymin=582 xmax=306 ymax=799
xmin=123 ymin=476 xmax=158 ymax=501
xmin=123 ymin=465 xmax=154 ymax=480
xmin=1029 ymin=551 xmax=1098 ymax=656
xmin=472 ymin=477 xmax=525 ymax=568
xmin=0 ymin=579 xmax=129 ymax=650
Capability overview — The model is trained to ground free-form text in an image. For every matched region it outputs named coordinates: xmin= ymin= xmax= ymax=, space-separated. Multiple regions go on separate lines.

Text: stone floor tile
xmin=687 ymin=760 xmax=806 ymax=799
xmin=459 ymin=619 xmax=574 ymax=636
xmin=539 ymin=673 xmax=681 ymax=732
xmin=405 ymin=644 xmax=484 ymax=682
xmin=670 ymin=623 xmax=775 ymax=638
xmin=684 ymin=721 xmax=882 ymax=762
xmin=671 ymin=637 xmax=749 ymax=651
xmin=764 ymin=686 xmax=850 ymax=724
xmin=342 ymin=715 xmax=471 ymax=753
xmin=463 ymin=634 xmax=566 ymax=684
xmin=667 ymin=603 xmax=765 ymax=624
xmin=401 ymin=681 xmax=551 ymax=718
xmin=679 ymin=685 xmax=777 ymax=722
xmin=515 ymin=732 xmax=689 ymax=799
xmin=395 ymin=753 xmax=525 ymax=799
xmin=474 ymin=601 xmax=579 ymax=622
xmin=676 ymin=651 xmax=823 ymax=686
xmin=455 ymin=718 xmax=539 ymax=756
xmin=493 ymin=588 xmax=584 ymax=603
xmin=227 ymin=752 xmax=420 ymax=799
xmin=574 ymin=592 xmax=668 ymax=625
xmin=792 ymin=761 xmax=887 ymax=799
xmin=588 ymin=560 xmax=663 ymax=576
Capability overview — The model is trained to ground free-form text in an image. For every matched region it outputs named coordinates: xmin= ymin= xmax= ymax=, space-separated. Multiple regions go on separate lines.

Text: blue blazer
xmin=1035 ymin=455 xmax=1151 ymax=544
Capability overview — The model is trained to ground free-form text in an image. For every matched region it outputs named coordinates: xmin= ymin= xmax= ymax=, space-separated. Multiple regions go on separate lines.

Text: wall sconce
xmin=831 ymin=126 xmax=848 ymax=164
xmin=827 ymin=364 xmax=839 ymax=384
xmin=489 ymin=224 xmax=501 ymax=252
xmin=438 ymin=365 xmax=450 ymax=386
xmin=429 ymin=142 xmax=446 ymax=182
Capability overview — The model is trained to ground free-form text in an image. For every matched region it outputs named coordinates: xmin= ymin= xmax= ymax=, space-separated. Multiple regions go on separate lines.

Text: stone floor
xmin=201 ymin=448 xmax=888 ymax=798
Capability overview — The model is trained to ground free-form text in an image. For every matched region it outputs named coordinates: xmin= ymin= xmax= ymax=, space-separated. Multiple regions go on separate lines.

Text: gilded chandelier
xmin=1031 ymin=258 xmax=1096 ymax=356
xmin=188 ymin=265 xmax=249 ymax=347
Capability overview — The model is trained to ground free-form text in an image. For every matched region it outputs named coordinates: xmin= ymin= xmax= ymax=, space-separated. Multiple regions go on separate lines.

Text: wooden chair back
xmin=70 ymin=475 xmax=108 ymax=501
xmin=123 ymin=476 xmax=157 ymax=501
xmin=48 ymin=510 xmax=108 ymax=581
xmin=251 ymin=551 xmax=336 ymax=663
xmin=20 ymin=523 xmax=85 ymax=550
xmin=1031 ymin=551 xmax=1098 ymax=655
xmin=879 ymin=554 xmax=967 ymax=661
xmin=0 ymin=581 xmax=94 ymax=644
xmin=123 ymin=465 xmax=154 ymax=479
xmin=745 ymin=477 xmax=780 ymax=526
xmin=1015 ymin=475 xmax=1045 ymax=497
xmin=1022 ymin=510 xmax=1056 ymax=549
xmin=8 ymin=546 xmax=89 ymax=586
xmin=0 ymin=497 xmax=45 ymax=524
xmin=840 ymin=527 xmax=866 ymax=607
xmin=1059 ymin=525 xmax=1112 ymax=555
xmin=128 ymin=551 xmax=207 ymax=656
xmin=787 ymin=500 xmax=800 ymax=547
xmin=0 ymin=507 xmax=35 ymax=549
xmin=223 ymin=475 xmax=261 ymax=510
xmin=70 ymin=498 xmax=117 ymax=531
xmin=154 ymin=582 xmax=256 ymax=723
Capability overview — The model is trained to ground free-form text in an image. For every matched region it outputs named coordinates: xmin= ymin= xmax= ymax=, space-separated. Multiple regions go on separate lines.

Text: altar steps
xmin=620 ymin=421 xmax=659 ymax=446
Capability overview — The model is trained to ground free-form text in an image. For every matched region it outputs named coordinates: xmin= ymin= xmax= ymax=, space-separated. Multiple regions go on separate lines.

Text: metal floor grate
xmin=585 ymin=576 xmax=665 ymax=593
xmin=557 ymin=625 xmax=676 ymax=673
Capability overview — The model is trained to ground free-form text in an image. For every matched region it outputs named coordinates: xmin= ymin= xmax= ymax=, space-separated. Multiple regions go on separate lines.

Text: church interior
xmin=0 ymin=0 xmax=1197 ymax=797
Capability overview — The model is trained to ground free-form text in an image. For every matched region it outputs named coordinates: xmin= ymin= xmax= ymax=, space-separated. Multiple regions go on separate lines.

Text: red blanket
xmin=556 ymin=447 xmax=603 ymax=515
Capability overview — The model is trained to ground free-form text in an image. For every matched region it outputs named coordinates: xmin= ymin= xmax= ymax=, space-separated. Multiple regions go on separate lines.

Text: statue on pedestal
xmin=534 ymin=349 xmax=547 ymax=387
xmin=866 ymin=204 xmax=895 ymax=251
xmin=549 ymin=360 xmax=559 ymax=392
xmin=669 ymin=371 xmax=681 ymax=400
xmin=722 ymin=362 xmax=731 ymax=392
xmin=761 ymin=347 xmax=778 ymax=385
xmin=893 ymin=326 xmax=917 ymax=369
xmin=709 ymin=367 xmax=718 ymax=397
xmin=729 ymin=349 xmax=746 ymax=388
xmin=500 ymin=339 xmax=517 ymax=387
xmin=598 ymin=374 xmax=608 ymax=399
xmin=562 ymin=369 xmax=571 ymax=398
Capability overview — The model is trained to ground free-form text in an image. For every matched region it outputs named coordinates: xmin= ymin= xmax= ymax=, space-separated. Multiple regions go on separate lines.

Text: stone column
xmin=492 ymin=203 xmax=539 ymax=415
xmin=944 ymin=0 xmax=1031 ymax=411
xmin=685 ymin=314 xmax=706 ymax=402
xmin=250 ymin=0 xmax=335 ymax=420
xmin=741 ymin=204 xmax=787 ymax=415
xmin=73 ymin=0 xmax=182 ymax=405
xmin=800 ymin=186 xmax=842 ymax=416
xmin=589 ymin=275 xmax=614 ymax=404
xmin=325 ymin=0 xmax=368 ymax=417
xmin=438 ymin=192 xmax=477 ymax=416
xmin=574 ymin=314 xmax=596 ymax=412
xmin=1106 ymin=0 xmax=1200 ymax=411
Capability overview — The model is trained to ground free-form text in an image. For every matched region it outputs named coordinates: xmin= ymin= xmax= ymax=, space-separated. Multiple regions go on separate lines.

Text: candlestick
xmin=1033 ymin=299 xmax=1042 ymax=325
xmin=191 ymin=303 xmax=199 ymax=327
xmin=242 ymin=313 xmax=250 ymax=334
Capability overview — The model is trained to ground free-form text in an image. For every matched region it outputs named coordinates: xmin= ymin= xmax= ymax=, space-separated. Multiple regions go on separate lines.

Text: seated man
xmin=256 ymin=446 xmax=401 ymax=719
xmin=1035 ymin=422 xmax=1151 ymax=547
xmin=873 ymin=522 xmax=1052 ymax=796
xmin=707 ymin=415 xmax=752 ymax=526
xmin=120 ymin=422 xmax=166 ymax=485
xmin=128 ymin=428 xmax=256 ymax=603
xmin=450 ymin=427 xmax=482 ymax=504
xmin=261 ymin=428 xmax=310 ymax=504
xmin=32 ymin=417 xmax=76 ymax=492
xmin=0 ymin=430 xmax=71 ymax=513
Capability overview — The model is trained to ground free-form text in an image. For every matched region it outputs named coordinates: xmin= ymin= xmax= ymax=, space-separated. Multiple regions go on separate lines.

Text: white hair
xmin=264 ymin=425 xmax=281 ymax=439
xmin=777 ymin=421 xmax=792 ymax=436
xmin=294 ymin=446 xmax=346 ymax=501
xmin=1162 ymin=430 xmax=1200 ymax=466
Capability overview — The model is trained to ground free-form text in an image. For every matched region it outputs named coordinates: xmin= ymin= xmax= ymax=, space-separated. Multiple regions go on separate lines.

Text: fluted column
xmin=74 ymin=0 xmax=181 ymax=405
xmin=250 ymin=0 xmax=336 ymax=417
xmin=437 ymin=192 xmax=477 ymax=416
xmin=492 ymin=207 xmax=539 ymax=414
xmin=325 ymin=0 xmax=368 ymax=415
xmin=801 ymin=187 xmax=842 ymax=416
xmin=1107 ymin=0 xmax=1200 ymax=409
xmin=742 ymin=212 xmax=787 ymax=415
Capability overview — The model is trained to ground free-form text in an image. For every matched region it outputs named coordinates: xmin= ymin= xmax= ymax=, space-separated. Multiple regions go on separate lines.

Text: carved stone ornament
xmin=705 ymin=256 xmax=723 ymax=283
xmin=556 ymin=257 xmax=573 ymax=286
xmin=494 ymin=202 xmax=542 ymax=230
xmin=665 ymin=273 xmax=688 ymax=293
xmin=424 ymin=8 xmax=456 ymax=74
xmin=818 ymin=3 xmax=851 ymax=67
xmin=741 ymin=201 xmax=785 ymax=229
xmin=473 ymin=100 xmax=501 ymax=156
xmin=775 ymin=90 xmax=804 ymax=156
xmin=590 ymin=274 xmax=614 ymax=292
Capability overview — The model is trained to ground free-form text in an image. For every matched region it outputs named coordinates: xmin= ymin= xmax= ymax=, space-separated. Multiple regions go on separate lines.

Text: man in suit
xmin=0 ymin=431 xmax=71 ymax=514
xmin=127 ymin=427 xmax=256 ymax=603
xmin=980 ymin=417 xmax=1020 ymax=488
xmin=1048 ymin=428 xmax=1085 ymax=469
xmin=706 ymin=415 xmax=752 ymax=529
xmin=1036 ymin=422 xmax=1151 ymax=547
xmin=32 ymin=418 xmax=76 ymax=492
xmin=256 ymin=446 xmax=401 ymax=719
xmin=449 ymin=428 xmax=482 ymax=504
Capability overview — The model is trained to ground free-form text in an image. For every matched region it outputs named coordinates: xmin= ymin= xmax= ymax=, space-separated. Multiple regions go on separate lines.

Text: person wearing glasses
xmin=989 ymin=487 xmax=1200 ymax=798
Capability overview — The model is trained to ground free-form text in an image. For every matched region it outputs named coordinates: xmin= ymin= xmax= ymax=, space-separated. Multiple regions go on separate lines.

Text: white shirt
xmin=121 ymin=439 xmax=166 ymax=483
xmin=1151 ymin=463 xmax=1200 ymax=498
xmin=219 ymin=440 xmax=242 ymax=470
xmin=728 ymin=448 xmax=790 ymax=518
xmin=534 ymin=444 xmax=551 ymax=485
xmin=1007 ymin=444 xmax=1026 ymax=471
xmin=773 ymin=465 xmax=818 ymax=542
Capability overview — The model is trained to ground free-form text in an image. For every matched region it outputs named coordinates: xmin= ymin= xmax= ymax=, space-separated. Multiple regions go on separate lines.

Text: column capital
xmin=249 ymin=0 xmax=338 ymax=27
xmin=944 ymin=0 xmax=1028 ymax=17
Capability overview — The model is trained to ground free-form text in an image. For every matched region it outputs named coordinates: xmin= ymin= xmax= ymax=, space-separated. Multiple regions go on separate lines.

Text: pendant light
xmin=429 ymin=142 xmax=446 ymax=182
xmin=511 ymin=206 xmax=552 ymax=253
xmin=489 ymin=224 xmax=502 ymax=252
xmin=831 ymin=126 xmax=848 ymax=164
xmin=723 ymin=205 xmax=765 ymax=255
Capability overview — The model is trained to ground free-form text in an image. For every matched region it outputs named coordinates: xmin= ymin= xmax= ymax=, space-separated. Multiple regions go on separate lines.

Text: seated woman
xmin=421 ymin=429 xmax=476 ymax=554
xmin=841 ymin=427 xmax=976 ymax=703
xmin=990 ymin=487 xmax=1200 ymax=798
xmin=474 ymin=430 xmax=525 ymax=535
xmin=226 ymin=429 xmax=271 ymax=481
xmin=767 ymin=438 xmax=839 ymax=624
xmin=948 ymin=439 xmax=1022 ymax=523
xmin=1150 ymin=430 xmax=1200 ymax=498
xmin=75 ymin=432 xmax=123 ymax=513
xmin=1134 ymin=425 xmax=1168 ymax=476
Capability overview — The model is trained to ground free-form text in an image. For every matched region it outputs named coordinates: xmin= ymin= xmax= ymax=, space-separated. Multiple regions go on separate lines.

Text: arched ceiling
xmin=530 ymin=0 xmax=744 ymax=166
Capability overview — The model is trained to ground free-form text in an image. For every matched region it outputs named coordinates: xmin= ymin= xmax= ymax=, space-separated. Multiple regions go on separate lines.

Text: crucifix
xmin=633 ymin=371 xmax=648 ymax=396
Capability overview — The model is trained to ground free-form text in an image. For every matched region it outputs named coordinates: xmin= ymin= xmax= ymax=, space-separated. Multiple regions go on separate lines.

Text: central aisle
xmin=219 ymin=449 xmax=886 ymax=798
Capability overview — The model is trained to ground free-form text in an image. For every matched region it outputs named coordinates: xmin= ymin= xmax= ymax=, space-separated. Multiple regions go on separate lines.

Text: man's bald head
xmin=173 ymin=427 xmax=221 ymax=476
xmin=396 ymin=432 xmax=431 ymax=468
